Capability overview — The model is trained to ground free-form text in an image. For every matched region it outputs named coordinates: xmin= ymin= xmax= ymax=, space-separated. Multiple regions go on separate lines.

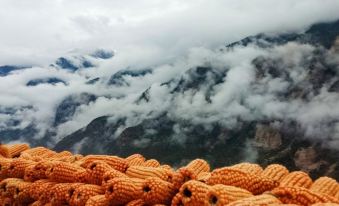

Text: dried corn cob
xmin=126 ymin=154 xmax=146 ymax=162
xmin=197 ymin=172 xmax=211 ymax=183
xmin=270 ymin=186 xmax=338 ymax=205
xmin=312 ymin=204 xmax=339 ymax=206
xmin=81 ymin=155 xmax=128 ymax=172
xmin=310 ymin=177 xmax=339 ymax=197
xmin=50 ymin=183 xmax=84 ymax=206
xmin=24 ymin=160 xmax=58 ymax=182
xmin=26 ymin=180 xmax=57 ymax=201
xmin=179 ymin=180 xmax=210 ymax=206
xmin=127 ymin=154 xmax=146 ymax=167
xmin=0 ymin=197 xmax=14 ymax=206
xmin=227 ymin=194 xmax=282 ymax=206
xmin=0 ymin=144 xmax=30 ymax=158
xmin=85 ymin=195 xmax=110 ymax=206
xmin=143 ymin=159 xmax=161 ymax=167
xmin=5 ymin=158 xmax=35 ymax=178
xmin=141 ymin=177 xmax=176 ymax=205
xmin=173 ymin=159 xmax=210 ymax=189
xmin=261 ymin=164 xmax=289 ymax=182
xmin=280 ymin=171 xmax=313 ymax=188
xmin=230 ymin=162 xmax=263 ymax=175
xmin=101 ymin=169 xmax=128 ymax=188
xmin=85 ymin=160 xmax=113 ymax=185
xmin=69 ymin=184 xmax=104 ymax=206
xmin=52 ymin=151 xmax=73 ymax=158
xmin=0 ymin=158 xmax=12 ymax=179
xmin=206 ymin=167 xmax=279 ymax=195
xmin=160 ymin=164 xmax=173 ymax=170
xmin=46 ymin=161 xmax=87 ymax=183
xmin=20 ymin=147 xmax=55 ymax=157
xmin=126 ymin=166 xmax=174 ymax=182
xmin=126 ymin=199 xmax=146 ymax=206
xmin=105 ymin=177 xmax=145 ymax=205
xmin=9 ymin=181 xmax=33 ymax=205
xmin=205 ymin=184 xmax=253 ymax=206
xmin=171 ymin=193 xmax=184 ymax=206
xmin=0 ymin=178 xmax=23 ymax=197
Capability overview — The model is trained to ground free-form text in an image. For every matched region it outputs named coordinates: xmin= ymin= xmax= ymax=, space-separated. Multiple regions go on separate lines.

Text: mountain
xmin=1 ymin=21 xmax=339 ymax=179
xmin=53 ymin=20 xmax=339 ymax=179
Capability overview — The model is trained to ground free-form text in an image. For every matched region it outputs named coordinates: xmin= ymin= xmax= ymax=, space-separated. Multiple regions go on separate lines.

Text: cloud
xmin=1 ymin=0 xmax=339 ymax=149
xmin=1 ymin=0 xmax=339 ymax=65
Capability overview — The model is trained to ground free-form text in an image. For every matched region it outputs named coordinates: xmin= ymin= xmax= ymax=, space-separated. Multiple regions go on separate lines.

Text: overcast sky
xmin=1 ymin=0 xmax=339 ymax=65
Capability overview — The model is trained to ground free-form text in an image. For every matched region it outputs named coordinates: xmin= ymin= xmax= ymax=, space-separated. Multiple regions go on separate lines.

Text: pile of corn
xmin=0 ymin=144 xmax=339 ymax=206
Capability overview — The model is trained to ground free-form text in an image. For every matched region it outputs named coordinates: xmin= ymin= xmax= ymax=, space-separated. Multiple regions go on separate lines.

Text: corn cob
xmin=101 ymin=168 xmax=128 ymax=189
xmin=206 ymin=167 xmax=279 ymax=195
xmin=69 ymin=184 xmax=104 ymax=206
xmin=171 ymin=193 xmax=184 ymax=206
xmin=127 ymin=154 xmax=146 ymax=167
xmin=226 ymin=194 xmax=282 ymax=206
xmin=105 ymin=177 xmax=145 ymax=205
xmin=310 ymin=177 xmax=339 ymax=197
xmin=81 ymin=155 xmax=128 ymax=172
xmin=173 ymin=159 xmax=211 ymax=189
xmin=141 ymin=177 xmax=176 ymax=205
xmin=160 ymin=164 xmax=173 ymax=170
xmin=336 ymin=191 xmax=339 ymax=200
xmin=143 ymin=159 xmax=161 ymax=167
xmin=0 ymin=144 xmax=30 ymax=158
xmin=312 ymin=204 xmax=339 ymax=206
xmin=280 ymin=171 xmax=313 ymax=188
xmin=9 ymin=181 xmax=33 ymax=205
xmin=24 ymin=160 xmax=58 ymax=182
xmin=205 ymin=184 xmax=253 ymax=206
xmin=126 ymin=199 xmax=147 ymax=206
xmin=85 ymin=160 xmax=113 ymax=185
xmin=270 ymin=186 xmax=338 ymax=205
xmin=0 ymin=178 xmax=23 ymax=197
xmin=5 ymin=158 xmax=35 ymax=178
xmin=26 ymin=179 xmax=57 ymax=201
xmin=85 ymin=195 xmax=110 ymax=206
xmin=197 ymin=172 xmax=211 ymax=183
xmin=52 ymin=151 xmax=73 ymax=158
xmin=126 ymin=153 xmax=146 ymax=162
xmin=0 ymin=158 xmax=12 ymax=179
xmin=126 ymin=166 xmax=174 ymax=182
xmin=0 ymin=197 xmax=14 ymax=206
xmin=230 ymin=162 xmax=263 ymax=175
xmin=49 ymin=183 xmax=84 ymax=206
xmin=179 ymin=180 xmax=210 ymax=206
xmin=20 ymin=147 xmax=55 ymax=157
xmin=261 ymin=164 xmax=289 ymax=182
xmin=46 ymin=161 xmax=87 ymax=183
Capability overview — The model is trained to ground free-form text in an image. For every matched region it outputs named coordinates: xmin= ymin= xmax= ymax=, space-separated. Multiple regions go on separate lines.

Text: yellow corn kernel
xmin=85 ymin=195 xmax=110 ymax=206
xmin=171 ymin=193 xmax=184 ymax=206
xmin=126 ymin=199 xmax=146 ymax=206
xmin=85 ymin=160 xmax=113 ymax=185
xmin=105 ymin=177 xmax=145 ymax=205
xmin=0 ymin=144 xmax=30 ymax=158
xmin=101 ymin=169 xmax=128 ymax=189
xmin=49 ymin=183 xmax=84 ymax=206
xmin=270 ymin=186 xmax=338 ymax=205
xmin=227 ymin=194 xmax=282 ymax=206
xmin=310 ymin=177 xmax=339 ymax=197
xmin=69 ymin=184 xmax=104 ymax=206
xmin=141 ymin=177 xmax=176 ymax=205
xmin=81 ymin=155 xmax=128 ymax=172
xmin=280 ymin=171 xmax=313 ymax=188
xmin=206 ymin=167 xmax=279 ymax=195
xmin=126 ymin=166 xmax=174 ymax=182
xmin=46 ymin=161 xmax=87 ymax=183
xmin=261 ymin=164 xmax=289 ymax=182
xmin=205 ymin=184 xmax=253 ymax=206
xmin=5 ymin=158 xmax=35 ymax=178
xmin=179 ymin=180 xmax=210 ymax=206
xmin=142 ymin=159 xmax=161 ymax=167
xmin=230 ymin=162 xmax=263 ymax=175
